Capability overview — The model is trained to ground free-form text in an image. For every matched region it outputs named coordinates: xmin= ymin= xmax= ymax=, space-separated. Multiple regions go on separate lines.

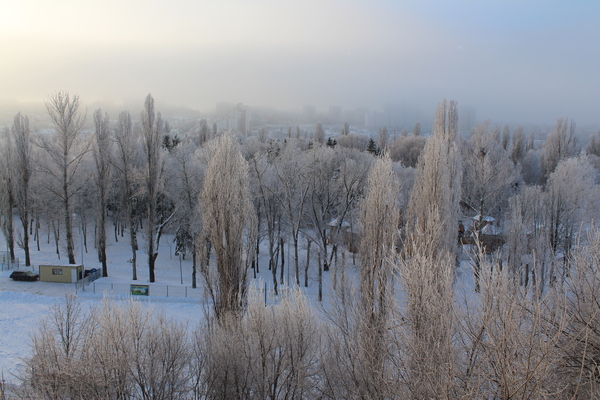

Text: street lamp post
xmin=73 ymin=213 xmax=84 ymax=266
xmin=80 ymin=222 xmax=84 ymax=267
xmin=179 ymin=252 xmax=183 ymax=285
xmin=73 ymin=213 xmax=85 ymax=291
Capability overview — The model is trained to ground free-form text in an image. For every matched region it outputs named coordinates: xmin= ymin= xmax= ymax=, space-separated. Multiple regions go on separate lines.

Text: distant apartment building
xmin=329 ymin=106 xmax=343 ymax=124
xmin=303 ymin=105 xmax=316 ymax=124
xmin=459 ymin=106 xmax=476 ymax=136
xmin=214 ymin=102 xmax=252 ymax=135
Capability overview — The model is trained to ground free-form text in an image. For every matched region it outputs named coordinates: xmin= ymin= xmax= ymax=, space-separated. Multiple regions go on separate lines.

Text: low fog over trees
xmin=7 ymin=93 xmax=600 ymax=398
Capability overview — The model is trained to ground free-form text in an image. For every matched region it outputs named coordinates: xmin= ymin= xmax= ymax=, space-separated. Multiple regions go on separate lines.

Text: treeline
xmin=14 ymin=233 xmax=600 ymax=398
xmin=2 ymin=92 xmax=598 ymax=292
xmin=4 ymin=94 xmax=600 ymax=397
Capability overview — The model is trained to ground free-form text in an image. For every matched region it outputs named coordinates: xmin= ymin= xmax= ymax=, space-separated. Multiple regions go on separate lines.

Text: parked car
xmin=9 ymin=270 xmax=39 ymax=281
xmin=84 ymin=268 xmax=98 ymax=277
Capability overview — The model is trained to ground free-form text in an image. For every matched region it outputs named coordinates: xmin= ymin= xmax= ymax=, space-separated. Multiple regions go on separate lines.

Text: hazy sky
xmin=1 ymin=0 xmax=599 ymax=125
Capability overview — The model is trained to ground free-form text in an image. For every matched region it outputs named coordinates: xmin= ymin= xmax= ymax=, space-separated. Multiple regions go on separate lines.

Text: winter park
xmin=2 ymin=1 xmax=600 ymax=399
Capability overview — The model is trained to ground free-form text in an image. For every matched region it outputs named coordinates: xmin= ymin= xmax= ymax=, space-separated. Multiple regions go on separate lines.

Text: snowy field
xmin=0 ymin=227 xmax=324 ymax=384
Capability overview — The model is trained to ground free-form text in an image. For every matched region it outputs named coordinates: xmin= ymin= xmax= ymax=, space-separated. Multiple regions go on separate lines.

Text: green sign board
xmin=131 ymin=284 xmax=149 ymax=296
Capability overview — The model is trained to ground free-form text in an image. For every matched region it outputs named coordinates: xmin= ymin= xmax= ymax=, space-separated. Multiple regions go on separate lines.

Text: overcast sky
xmin=1 ymin=0 xmax=598 ymax=125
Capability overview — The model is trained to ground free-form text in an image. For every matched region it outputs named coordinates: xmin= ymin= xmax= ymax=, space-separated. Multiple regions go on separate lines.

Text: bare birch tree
xmin=305 ymin=146 xmax=343 ymax=272
xmin=560 ymin=229 xmax=600 ymax=397
xmin=113 ymin=110 xmax=143 ymax=280
xmin=93 ymin=109 xmax=111 ymax=277
xmin=38 ymin=91 xmax=89 ymax=265
xmin=541 ymin=117 xmax=579 ymax=184
xmin=140 ymin=94 xmax=166 ymax=282
xmin=458 ymin=256 xmax=566 ymax=398
xmin=167 ymin=140 xmax=204 ymax=288
xmin=546 ymin=156 xmax=599 ymax=271
xmin=274 ymin=140 xmax=310 ymax=286
xmin=462 ymin=121 xmax=520 ymax=223
xmin=0 ymin=128 xmax=16 ymax=261
xmin=11 ymin=112 xmax=33 ymax=266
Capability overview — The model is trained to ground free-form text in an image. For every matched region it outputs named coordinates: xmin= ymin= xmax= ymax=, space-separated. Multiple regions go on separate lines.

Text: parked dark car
xmin=84 ymin=268 xmax=98 ymax=277
xmin=10 ymin=270 xmax=39 ymax=281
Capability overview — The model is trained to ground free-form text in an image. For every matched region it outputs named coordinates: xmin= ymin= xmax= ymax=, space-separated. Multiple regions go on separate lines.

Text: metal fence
xmin=0 ymin=252 xmax=22 ymax=272
xmin=75 ymin=269 xmax=102 ymax=292
xmin=84 ymin=281 xmax=203 ymax=299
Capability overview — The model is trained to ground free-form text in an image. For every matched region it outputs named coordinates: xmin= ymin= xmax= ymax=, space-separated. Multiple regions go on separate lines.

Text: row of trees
xmin=2 ymin=94 xmax=599 ymax=298
xmin=8 ymin=96 xmax=600 ymax=399
xmin=19 ymin=245 xmax=600 ymax=399
xmin=18 ymin=250 xmax=600 ymax=399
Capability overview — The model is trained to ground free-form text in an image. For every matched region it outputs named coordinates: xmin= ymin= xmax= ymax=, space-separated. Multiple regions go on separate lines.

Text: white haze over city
xmin=0 ymin=0 xmax=599 ymax=125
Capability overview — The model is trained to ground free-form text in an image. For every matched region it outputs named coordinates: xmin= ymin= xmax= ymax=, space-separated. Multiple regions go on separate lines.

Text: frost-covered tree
xmin=305 ymin=146 xmax=343 ymax=272
xmin=167 ymin=140 xmax=204 ymax=288
xmin=378 ymin=125 xmax=389 ymax=151
xmin=501 ymin=124 xmax=511 ymax=150
xmin=389 ymin=134 xmax=426 ymax=168
xmin=198 ymin=118 xmax=210 ymax=146
xmin=113 ymin=110 xmax=143 ymax=280
xmin=93 ymin=109 xmax=111 ymax=277
xmin=248 ymin=143 xmax=284 ymax=294
xmin=38 ymin=92 xmax=89 ymax=265
xmin=273 ymin=141 xmax=311 ymax=286
xmin=314 ymin=122 xmax=325 ymax=145
xmin=201 ymin=134 xmax=255 ymax=319
xmin=521 ymin=148 xmax=542 ymax=185
xmin=400 ymin=99 xmax=461 ymax=397
xmin=458 ymin=257 xmax=565 ymax=398
xmin=541 ymin=118 xmax=579 ymax=184
xmin=11 ymin=113 xmax=33 ymax=266
xmin=505 ymin=185 xmax=554 ymax=289
xmin=412 ymin=121 xmax=421 ymax=136
xmin=462 ymin=121 xmax=520 ymax=222
xmin=399 ymin=247 xmax=456 ymax=398
xmin=358 ymin=153 xmax=399 ymax=394
xmin=405 ymin=98 xmax=462 ymax=258
xmin=140 ymin=94 xmax=166 ymax=282
xmin=561 ymin=229 xmax=600 ymax=397
xmin=0 ymin=128 xmax=16 ymax=261
xmin=341 ymin=121 xmax=350 ymax=136
xmin=511 ymin=126 xmax=526 ymax=165
xmin=546 ymin=156 xmax=599 ymax=267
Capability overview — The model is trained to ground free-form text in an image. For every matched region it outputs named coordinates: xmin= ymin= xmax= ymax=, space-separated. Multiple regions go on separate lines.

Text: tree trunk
xmin=22 ymin=220 xmax=31 ymax=266
xmin=191 ymin=243 xmax=197 ymax=289
xmin=318 ymin=252 xmax=322 ymax=301
xmin=305 ymin=239 xmax=311 ymax=287
xmin=294 ymin=233 xmax=300 ymax=286
xmin=279 ymin=237 xmax=285 ymax=285
xmin=99 ymin=210 xmax=108 ymax=277
xmin=130 ymin=217 xmax=138 ymax=281
xmin=64 ymin=191 xmax=75 ymax=265
xmin=322 ymin=228 xmax=329 ymax=271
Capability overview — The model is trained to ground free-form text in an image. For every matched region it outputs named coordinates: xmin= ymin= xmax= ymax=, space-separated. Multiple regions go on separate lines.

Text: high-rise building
xmin=329 ymin=106 xmax=342 ymax=124
xmin=303 ymin=105 xmax=316 ymax=124
xmin=459 ymin=106 xmax=476 ymax=136
xmin=214 ymin=102 xmax=251 ymax=135
xmin=236 ymin=103 xmax=251 ymax=135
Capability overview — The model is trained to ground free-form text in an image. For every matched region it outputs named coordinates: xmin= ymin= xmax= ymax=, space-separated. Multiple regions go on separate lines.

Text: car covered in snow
xmin=9 ymin=270 xmax=39 ymax=281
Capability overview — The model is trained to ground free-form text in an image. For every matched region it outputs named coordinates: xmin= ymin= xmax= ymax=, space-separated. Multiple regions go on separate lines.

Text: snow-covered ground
xmin=0 ymin=224 xmax=478 ymax=389
xmin=0 ymin=227 xmax=322 ymax=384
